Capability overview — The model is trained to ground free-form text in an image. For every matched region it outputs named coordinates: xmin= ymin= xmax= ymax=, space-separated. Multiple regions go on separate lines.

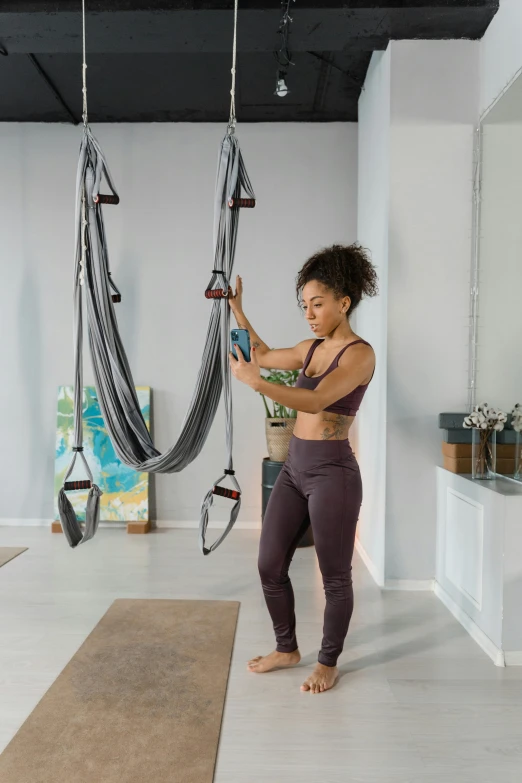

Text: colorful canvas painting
xmin=54 ymin=386 xmax=151 ymax=523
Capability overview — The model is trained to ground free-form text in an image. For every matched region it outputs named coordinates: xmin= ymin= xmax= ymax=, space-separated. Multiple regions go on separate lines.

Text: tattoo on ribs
xmin=321 ymin=414 xmax=349 ymax=440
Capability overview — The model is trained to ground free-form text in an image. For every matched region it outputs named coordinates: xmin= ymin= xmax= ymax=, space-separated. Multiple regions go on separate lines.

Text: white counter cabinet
xmin=435 ymin=467 xmax=522 ymax=666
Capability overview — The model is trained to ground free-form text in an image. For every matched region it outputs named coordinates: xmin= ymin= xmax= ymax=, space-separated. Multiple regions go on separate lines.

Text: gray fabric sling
xmin=58 ymin=125 xmax=255 ymax=553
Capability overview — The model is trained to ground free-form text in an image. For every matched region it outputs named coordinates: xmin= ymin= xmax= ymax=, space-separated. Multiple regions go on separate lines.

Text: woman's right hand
xmin=229 ymin=274 xmax=244 ymax=315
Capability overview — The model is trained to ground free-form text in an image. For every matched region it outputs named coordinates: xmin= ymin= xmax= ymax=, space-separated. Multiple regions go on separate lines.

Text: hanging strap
xmin=82 ymin=0 xmax=88 ymax=127
xmin=227 ymin=0 xmax=238 ymax=136
xmin=198 ymin=130 xmax=255 ymax=555
xmin=205 ymin=269 xmax=231 ymax=300
xmin=58 ymin=0 xmax=105 ymax=546
xmin=205 ymin=0 xmax=242 ymax=303
xmin=58 ymin=0 xmax=255 ymax=555
xmin=57 ymin=447 xmax=102 ymax=548
xmin=199 ymin=469 xmax=242 ymax=556
xmin=198 ymin=2 xmax=257 ymax=554
xmin=58 ymin=152 xmax=104 ymax=546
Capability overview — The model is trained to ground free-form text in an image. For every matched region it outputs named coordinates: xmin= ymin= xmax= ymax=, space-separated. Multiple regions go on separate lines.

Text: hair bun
xmin=296 ymin=243 xmax=378 ymax=316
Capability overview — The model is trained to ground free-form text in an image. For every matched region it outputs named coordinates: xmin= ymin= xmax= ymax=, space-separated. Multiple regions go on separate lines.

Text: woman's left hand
xmin=229 ymin=344 xmax=261 ymax=390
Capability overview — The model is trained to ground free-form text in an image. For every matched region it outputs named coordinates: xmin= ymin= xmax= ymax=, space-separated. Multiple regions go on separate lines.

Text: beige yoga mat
xmin=0 ymin=598 xmax=239 ymax=783
xmin=0 ymin=548 xmax=27 ymax=568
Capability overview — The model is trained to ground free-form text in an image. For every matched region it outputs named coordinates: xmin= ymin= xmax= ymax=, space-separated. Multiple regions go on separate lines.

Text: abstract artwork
xmin=54 ymin=386 xmax=151 ymax=523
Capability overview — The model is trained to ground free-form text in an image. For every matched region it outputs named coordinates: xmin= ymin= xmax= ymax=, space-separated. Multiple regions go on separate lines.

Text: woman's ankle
xmin=318 ymin=657 xmax=337 ymax=668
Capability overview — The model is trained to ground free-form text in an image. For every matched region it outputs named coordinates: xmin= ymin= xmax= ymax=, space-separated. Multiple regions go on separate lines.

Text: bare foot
xmin=300 ymin=663 xmax=338 ymax=693
xmin=247 ymin=649 xmax=301 ymax=673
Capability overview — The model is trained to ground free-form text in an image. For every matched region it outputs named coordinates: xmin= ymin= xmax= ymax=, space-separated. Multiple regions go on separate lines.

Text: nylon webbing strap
xmin=58 ymin=126 xmax=255 ymax=552
xmin=58 ymin=0 xmax=255 ymax=552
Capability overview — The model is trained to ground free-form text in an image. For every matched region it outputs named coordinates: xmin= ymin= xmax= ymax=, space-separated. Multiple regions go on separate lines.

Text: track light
xmin=273 ymin=1 xmax=295 ymax=99
xmin=275 ymin=72 xmax=289 ymax=98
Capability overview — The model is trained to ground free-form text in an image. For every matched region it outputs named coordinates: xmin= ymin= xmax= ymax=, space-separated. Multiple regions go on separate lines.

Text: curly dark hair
xmin=296 ymin=243 xmax=378 ymax=317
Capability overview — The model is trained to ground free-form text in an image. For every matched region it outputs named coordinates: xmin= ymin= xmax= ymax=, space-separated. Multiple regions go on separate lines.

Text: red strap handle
xmin=213 ymin=486 xmax=240 ymax=501
xmin=205 ymin=287 xmax=232 ymax=300
xmin=228 ymin=198 xmax=256 ymax=209
xmin=64 ymin=480 xmax=92 ymax=491
xmin=93 ymin=194 xmax=120 ymax=205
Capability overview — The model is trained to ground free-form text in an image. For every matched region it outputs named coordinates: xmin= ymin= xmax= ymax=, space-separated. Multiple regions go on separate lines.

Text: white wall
xmin=356 ymin=42 xmax=479 ymax=584
xmin=385 ymin=40 xmax=479 ymax=581
xmin=0 ymin=122 xmax=358 ymax=525
xmin=480 ymin=0 xmax=522 ymax=117
xmin=355 ymin=49 xmax=391 ymax=587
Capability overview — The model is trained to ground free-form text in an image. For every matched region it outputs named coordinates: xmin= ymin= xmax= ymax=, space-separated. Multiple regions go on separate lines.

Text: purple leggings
xmin=258 ymin=434 xmax=362 ymax=667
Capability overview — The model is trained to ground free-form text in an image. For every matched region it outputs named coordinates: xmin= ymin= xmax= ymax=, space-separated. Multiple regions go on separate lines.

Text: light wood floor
xmin=1 ymin=526 xmax=522 ymax=782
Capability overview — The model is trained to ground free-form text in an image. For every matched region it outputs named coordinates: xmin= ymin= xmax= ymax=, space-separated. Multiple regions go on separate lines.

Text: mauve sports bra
xmin=295 ymin=338 xmax=374 ymax=416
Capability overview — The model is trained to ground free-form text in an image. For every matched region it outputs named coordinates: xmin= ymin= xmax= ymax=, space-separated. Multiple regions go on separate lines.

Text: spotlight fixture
xmin=275 ymin=71 xmax=290 ymax=98
xmin=273 ymin=0 xmax=295 ymax=99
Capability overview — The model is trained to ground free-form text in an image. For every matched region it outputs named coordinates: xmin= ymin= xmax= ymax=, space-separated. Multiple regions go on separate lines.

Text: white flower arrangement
xmin=511 ymin=403 xmax=522 ymax=433
xmin=463 ymin=403 xmax=507 ymax=432
xmin=463 ymin=402 xmax=506 ymax=479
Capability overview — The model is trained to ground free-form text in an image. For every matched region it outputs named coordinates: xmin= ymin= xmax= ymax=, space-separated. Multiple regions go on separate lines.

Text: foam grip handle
xmin=64 ymin=480 xmax=92 ymax=491
xmin=205 ymin=288 xmax=231 ymax=299
xmin=94 ymin=194 xmax=120 ymax=205
xmin=213 ymin=486 xmax=240 ymax=501
xmin=228 ymin=198 xmax=256 ymax=209
xmin=112 ymin=294 xmax=122 ymax=303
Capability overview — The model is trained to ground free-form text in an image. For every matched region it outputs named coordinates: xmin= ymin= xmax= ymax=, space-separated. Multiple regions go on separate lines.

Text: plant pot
xmin=472 ymin=427 xmax=497 ymax=480
xmin=265 ymin=418 xmax=296 ymax=462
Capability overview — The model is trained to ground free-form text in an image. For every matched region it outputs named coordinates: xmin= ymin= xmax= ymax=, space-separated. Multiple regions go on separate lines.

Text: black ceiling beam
xmin=0 ymin=4 xmax=497 ymax=56
xmin=307 ymin=51 xmax=365 ymax=90
xmin=26 ymin=54 xmax=80 ymax=124
xmin=0 ymin=10 xmax=387 ymax=54
xmin=0 ymin=2 xmax=500 ymax=10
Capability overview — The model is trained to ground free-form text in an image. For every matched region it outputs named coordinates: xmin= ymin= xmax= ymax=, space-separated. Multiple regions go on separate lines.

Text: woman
xmin=229 ymin=243 xmax=378 ymax=694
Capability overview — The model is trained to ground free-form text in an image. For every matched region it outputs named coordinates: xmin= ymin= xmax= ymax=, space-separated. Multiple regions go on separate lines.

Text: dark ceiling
xmin=0 ymin=1 xmax=499 ymax=123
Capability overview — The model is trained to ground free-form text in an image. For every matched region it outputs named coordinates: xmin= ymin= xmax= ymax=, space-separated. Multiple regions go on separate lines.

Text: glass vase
xmin=471 ymin=427 xmax=497 ymax=480
xmin=515 ymin=430 xmax=522 ymax=482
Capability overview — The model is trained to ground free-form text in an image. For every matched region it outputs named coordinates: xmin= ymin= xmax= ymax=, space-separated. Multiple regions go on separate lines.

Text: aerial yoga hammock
xmin=57 ymin=0 xmax=255 ymax=554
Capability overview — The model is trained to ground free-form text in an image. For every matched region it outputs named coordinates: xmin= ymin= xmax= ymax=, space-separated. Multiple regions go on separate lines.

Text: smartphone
xmin=231 ymin=328 xmax=251 ymax=362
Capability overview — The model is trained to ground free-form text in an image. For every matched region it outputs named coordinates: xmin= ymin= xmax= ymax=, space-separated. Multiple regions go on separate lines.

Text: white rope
xmin=82 ymin=0 xmax=88 ymax=126
xmin=80 ymin=187 xmax=86 ymax=287
xmin=228 ymin=0 xmax=238 ymax=133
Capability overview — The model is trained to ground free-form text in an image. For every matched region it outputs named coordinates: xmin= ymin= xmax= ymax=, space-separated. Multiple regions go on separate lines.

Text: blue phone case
xmin=231 ymin=328 xmax=251 ymax=362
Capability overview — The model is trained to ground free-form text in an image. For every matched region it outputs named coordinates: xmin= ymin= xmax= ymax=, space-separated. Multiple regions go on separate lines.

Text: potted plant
xmin=463 ymin=402 xmax=507 ymax=479
xmin=260 ymin=369 xmax=299 ymax=462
